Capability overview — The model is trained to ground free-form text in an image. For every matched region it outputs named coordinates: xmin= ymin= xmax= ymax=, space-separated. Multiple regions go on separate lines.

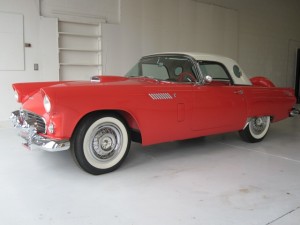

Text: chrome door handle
xmin=234 ymin=90 xmax=244 ymax=95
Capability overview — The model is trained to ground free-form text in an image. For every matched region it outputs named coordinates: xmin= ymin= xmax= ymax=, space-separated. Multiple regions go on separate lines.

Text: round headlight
xmin=14 ymin=90 xmax=19 ymax=102
xmin=43 ymin=95 xmax=51 ymax=113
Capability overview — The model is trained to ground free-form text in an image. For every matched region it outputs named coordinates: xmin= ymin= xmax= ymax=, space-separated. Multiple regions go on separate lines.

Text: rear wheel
xmin=239 ymin=116 xmax=271 ymax=143
xmin=71 ymin=114 xmax=131 ymax=175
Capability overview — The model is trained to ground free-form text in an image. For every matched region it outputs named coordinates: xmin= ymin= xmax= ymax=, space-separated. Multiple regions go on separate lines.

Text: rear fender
xmin=250 ymin=76 xmax=275 ymax=87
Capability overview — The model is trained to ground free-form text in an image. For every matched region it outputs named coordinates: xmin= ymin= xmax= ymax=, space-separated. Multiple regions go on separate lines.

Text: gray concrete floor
xmin=0 ymin=117 xmax=300 ymax=225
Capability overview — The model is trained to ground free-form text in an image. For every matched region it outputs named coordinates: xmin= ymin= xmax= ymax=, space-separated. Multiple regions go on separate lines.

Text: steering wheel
xmin=177 ymin=72 xmax=197 ymax=82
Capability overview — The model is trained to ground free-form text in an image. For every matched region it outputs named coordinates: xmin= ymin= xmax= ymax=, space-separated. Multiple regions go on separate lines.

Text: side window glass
xmin=199 ymin=62 xmax=230 ymax=80
xmin=233 ymin=65 xmax=242 ymax=78
xmin=169 ymin=58 xmax=197 ymax=82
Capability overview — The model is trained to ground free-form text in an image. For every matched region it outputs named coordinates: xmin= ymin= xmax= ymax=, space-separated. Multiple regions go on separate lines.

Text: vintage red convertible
xmin=11 ymin=53 xmax=299 ymax=174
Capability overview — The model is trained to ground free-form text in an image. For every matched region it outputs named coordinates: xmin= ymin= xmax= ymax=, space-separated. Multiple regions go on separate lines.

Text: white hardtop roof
xmin=148 ymin=52 xmax=252 ymax=85
xmin=183 ymin=52 xmax=233 ymax=61
xmin=151 ymin=52 xmax=235 ymax=63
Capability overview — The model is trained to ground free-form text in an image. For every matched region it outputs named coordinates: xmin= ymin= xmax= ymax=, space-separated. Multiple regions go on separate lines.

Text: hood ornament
xmin=91 ymin=76 xmax=101 ymax=83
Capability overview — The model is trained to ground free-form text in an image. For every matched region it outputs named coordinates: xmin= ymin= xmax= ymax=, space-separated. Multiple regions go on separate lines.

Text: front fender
xmin=13 ymin=82 xmax=65 ymax=103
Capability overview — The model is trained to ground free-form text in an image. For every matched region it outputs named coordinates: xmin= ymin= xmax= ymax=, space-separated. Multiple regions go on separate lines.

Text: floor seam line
xmin=218 ymin=141 xmax=300 ymax=163
xmin=265 ymin=206 xmax=300 ymax=225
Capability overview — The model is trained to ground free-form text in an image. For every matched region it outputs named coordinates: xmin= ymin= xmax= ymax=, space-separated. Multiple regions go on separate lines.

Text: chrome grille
xmin=22 ymin=110 xmax=46 ymax=134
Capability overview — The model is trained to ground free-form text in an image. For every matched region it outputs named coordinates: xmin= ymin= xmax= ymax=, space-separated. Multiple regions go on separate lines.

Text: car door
xmin=192 ymin=61 xmax=247 ymax=132
xmin=192 ymin=85 xmax=247 ymax=132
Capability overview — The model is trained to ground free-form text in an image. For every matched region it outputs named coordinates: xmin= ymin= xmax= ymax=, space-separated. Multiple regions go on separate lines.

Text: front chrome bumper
xmin=290 ymin=107 xmax=300 ymax=117
xmin=10 ymin=110 xmax=70 ymax=152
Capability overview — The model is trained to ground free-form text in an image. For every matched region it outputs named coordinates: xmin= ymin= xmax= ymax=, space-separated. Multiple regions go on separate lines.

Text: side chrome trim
xmin=10 ymin=110 xmax=70 ymax=152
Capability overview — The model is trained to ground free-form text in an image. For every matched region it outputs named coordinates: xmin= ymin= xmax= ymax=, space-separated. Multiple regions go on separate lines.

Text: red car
xmin=11 ymin=53 xmax=299 ymax=175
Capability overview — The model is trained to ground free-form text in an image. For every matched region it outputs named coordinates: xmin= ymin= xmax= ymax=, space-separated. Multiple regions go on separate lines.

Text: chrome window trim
xmin=140 ymin=53 xmax=204 ymax=84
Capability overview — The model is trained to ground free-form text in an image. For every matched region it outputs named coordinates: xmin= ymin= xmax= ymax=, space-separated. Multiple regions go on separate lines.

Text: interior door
xmin=192 ymin=85 xmax=247 ymax=132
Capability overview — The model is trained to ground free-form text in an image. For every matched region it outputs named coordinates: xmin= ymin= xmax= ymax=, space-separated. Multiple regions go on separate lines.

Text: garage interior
xmin=0 ymin=0 xmax=300 ymax=225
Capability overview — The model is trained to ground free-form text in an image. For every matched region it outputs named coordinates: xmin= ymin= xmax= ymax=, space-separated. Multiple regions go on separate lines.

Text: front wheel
xmin=71 ymin=114 xmax=131 ymax=175
xmin=239 ymin=116 xmax=271 ymax=143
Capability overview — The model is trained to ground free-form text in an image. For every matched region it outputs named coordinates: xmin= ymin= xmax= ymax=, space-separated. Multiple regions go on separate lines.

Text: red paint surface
xmin=13 ymin=75 xmax=296 ymax=145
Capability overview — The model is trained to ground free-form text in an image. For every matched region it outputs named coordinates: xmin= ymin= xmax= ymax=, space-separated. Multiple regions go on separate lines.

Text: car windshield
xmin=125 ymin=56 xmax=198 ymax=82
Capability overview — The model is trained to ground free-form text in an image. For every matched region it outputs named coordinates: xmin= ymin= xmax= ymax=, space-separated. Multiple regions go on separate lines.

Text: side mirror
xmin=204 ymin=75 xmax=213 ymax=83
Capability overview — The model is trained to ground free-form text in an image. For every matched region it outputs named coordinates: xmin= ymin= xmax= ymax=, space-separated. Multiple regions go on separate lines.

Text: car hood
xmin=56 ymin=75 xmax=162 ymax=87
xmin=13 ymin=76 xmax=168 ymax=103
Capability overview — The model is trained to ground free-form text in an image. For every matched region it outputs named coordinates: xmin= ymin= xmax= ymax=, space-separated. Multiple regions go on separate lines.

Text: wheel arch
xmin=71 ymin=109 xmax=143 ymax=143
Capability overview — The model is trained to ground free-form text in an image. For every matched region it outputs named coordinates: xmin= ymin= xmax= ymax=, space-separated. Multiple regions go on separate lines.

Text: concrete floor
xmin=0 ymin=117 xmax=300 ymax=225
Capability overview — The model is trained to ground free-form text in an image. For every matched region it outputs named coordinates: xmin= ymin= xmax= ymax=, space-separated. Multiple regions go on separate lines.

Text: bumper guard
xmin=290 ymin=107 xmax=300 ymax=117
xmin=10 ymin=110 xmax=70 ymax=152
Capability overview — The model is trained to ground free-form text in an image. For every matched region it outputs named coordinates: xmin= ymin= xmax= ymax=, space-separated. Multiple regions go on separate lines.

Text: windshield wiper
xmin=139 ymin=76 xmax=160 ymax=82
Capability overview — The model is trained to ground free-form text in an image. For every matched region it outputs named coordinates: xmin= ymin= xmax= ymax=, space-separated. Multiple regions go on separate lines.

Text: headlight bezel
xmin=43 ymin=95 xmax=51 ymax=113
xmin=14 ymin=90 xmax=19 ymax=102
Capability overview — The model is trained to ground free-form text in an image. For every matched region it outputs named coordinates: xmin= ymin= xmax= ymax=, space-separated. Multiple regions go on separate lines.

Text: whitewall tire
xmin=72 ymin=114 xmax=131 ymax=175
xmin=239 ymin=116 xmax=271 ymax=143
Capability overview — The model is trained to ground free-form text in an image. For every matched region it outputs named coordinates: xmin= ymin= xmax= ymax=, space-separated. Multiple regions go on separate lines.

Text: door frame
xmin=295 ymin=48 xmax=300 ymax=103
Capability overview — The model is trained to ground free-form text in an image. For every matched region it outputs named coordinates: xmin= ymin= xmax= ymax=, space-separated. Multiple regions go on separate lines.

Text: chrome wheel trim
xmin=249 ymin=116 xmax=270 ymax=139
xmin=83 ymin=117 xmax=128 ymax=169
xmin=89 ymin=123 xmax=122 ymax=161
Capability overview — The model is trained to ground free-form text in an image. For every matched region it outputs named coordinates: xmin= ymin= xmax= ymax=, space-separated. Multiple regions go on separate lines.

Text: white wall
xmin=1 ymin=0 xmax=300 ymax=123
xmin=103 ymin=0 xmax=239 ymax=75
xmin=0 ymin=0 xmax=59 ymax=124
xmin=0 ymin=0 xmax=120 ymax=124
xmin=102 ymin=0 xmax=300 ymax=88
xmin=236 ymin=0 xmax=300 ymax=87
xmin=40 ymin=0 xmax=120 ymax=23
xmin=0 ymin=0 xmax=40 ymax=124
xmin=184 ymin=0 xmax=300 ymax=87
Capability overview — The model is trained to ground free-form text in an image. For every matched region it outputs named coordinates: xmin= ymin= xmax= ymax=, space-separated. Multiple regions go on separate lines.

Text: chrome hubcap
xmin=250 ymin=117 xmax=268 ymax=135
xmin=89 ymin=123 xmax=122 ymax=161
xmin=100 ymin=136 xmax=114 ymax=150
xmin=255 ymin=118 xmax=263 ymax=126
